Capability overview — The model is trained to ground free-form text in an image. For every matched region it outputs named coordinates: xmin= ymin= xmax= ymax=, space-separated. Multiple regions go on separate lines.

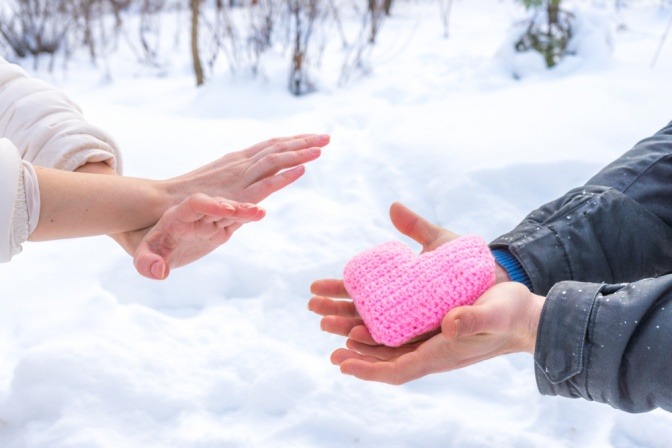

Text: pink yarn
xmin=343 ymin=235 xmax=496 ymax=347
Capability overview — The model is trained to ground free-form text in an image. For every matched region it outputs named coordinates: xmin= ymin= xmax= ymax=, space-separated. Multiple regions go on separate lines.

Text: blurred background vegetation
xmin=0 ymin=0 xmax=670 ymax=94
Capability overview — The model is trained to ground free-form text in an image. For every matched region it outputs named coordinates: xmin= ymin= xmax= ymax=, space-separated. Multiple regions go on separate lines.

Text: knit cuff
xmin=491 ymin=248 xmax=533 ymax=289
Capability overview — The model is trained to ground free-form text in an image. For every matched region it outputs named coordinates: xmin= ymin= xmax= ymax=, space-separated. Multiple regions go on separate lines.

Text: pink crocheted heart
xmin=343 ymin=235 xmax=496 ymax=347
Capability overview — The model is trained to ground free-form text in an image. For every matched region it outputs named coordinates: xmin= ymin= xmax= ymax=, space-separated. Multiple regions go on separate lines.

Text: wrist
xmin=491 ymin=249 xmax=532 ymax=289
xmin=524 ymin=292 xmax=545 ymax=354
xmin=495 ymin=264 xmax=511 ymax=283
xmin=160 ymin=178 xmax=191 ymax=209
xmin=111 ymin=227 xmax=151 ymax=256
xmin=76 ymin=161 xmax=170 ymax=230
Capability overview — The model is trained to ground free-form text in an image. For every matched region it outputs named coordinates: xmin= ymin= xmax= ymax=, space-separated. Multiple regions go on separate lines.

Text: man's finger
xmin=347 ymin=325 xmax=378 ymax=345
xmin=330 ymin=348 xmax=381 ymax=365
xmin=389 ymin=202 xmax=457 ymax=250
xmin=345 ymin=338 xmax=418 ymax=361
xmin=308 ymin=296 xmax=358 ymax=317
xmin=310 ymin=279 xmax=350 ymax=298
xmin=442 ymin=304 xmax=501 ymax=340
xmin=339 ymin=351 xmax=429 ymax=385
xmin=320 ymin=316 xmax=364 ymax=337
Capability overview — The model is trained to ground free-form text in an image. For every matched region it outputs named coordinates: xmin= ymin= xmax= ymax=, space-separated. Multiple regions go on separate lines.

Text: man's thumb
xmin=442 ymin=307 xmax=486 ymax=339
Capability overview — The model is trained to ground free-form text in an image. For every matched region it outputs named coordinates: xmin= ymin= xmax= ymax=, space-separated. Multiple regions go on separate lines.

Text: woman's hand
xmin=76 ymin=134 xmax=329 ymax=259
xmin=163 ymin=134 xmax=329 ymax=205
xmin=133 ymin=193 xmax=265 ymax=280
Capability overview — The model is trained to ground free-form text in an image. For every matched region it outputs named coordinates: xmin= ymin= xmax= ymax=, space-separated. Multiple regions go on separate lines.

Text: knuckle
xmin=261 ymin=153 xmax=282 ymax=167
xmin=271 ymin=141 xmax=289 ymax=152
xmin=186 ymin=193 xmax=203 ymax=205
xmin=471 ymin=313 xmax=485 ymax=334
xmin=460 ymin=313 xmax=478 ymax=336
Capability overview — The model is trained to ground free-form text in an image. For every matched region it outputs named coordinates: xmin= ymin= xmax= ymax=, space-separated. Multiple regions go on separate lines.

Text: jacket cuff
xmin=491 ymin=223 xmax=570 ymax=295
xmin=491 ymin=186 xmax=672 ymax=295
xmin=534 ymin=281 xmax=602 ymax=400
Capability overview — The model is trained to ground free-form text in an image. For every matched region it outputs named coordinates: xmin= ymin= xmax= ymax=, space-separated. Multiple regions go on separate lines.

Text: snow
xmin=2 ymin=0 xmax=672 ymax=446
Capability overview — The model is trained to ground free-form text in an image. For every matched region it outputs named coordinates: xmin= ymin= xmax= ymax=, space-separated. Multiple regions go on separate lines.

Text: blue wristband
xmin=491 ymin=249 xmax=533 ymax=290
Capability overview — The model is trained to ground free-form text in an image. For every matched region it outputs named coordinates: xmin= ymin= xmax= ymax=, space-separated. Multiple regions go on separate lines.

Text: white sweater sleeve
xmin=0 ymin=139 xmax=38 ymax=262
xmin=0 ymin=57 xmax=122 ymax=261
xmin=0 ymin=57 xmax=123 ymax=173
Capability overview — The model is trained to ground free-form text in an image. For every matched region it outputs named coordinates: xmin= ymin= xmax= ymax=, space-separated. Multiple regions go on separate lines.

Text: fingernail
xmin=151 ymin=261 xmax=166 ymax=279
xmin=309 ymin=147 xmax=321 ymax=154
xmin=318 ymin=134 xmax=330 ymax=142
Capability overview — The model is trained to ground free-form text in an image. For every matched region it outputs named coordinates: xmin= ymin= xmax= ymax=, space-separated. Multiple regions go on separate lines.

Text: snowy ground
xmin=2 ymin=0 xmax=672 ymax=446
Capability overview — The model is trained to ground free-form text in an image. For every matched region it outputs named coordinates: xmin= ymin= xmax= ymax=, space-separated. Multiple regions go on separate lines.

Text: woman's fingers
xmin=165 ymin=134 xmax=329 ymax=209
xmin=249 ymin=134 xmax=330 ymax=161
xmin=242 ymin=135 xmax=328 ymax=195
xmin=192 ymin=196 xmax=265 ymax=224
xmin=241 ymin=134 xmax=327 ymax=158
xmin=133 ymin=195 xmax=266 ymax=281
xmin=213 ymin=222 xmax=244 ymax=245
xmin=245 ymin=165 xmax=306 ymax=202
xmin=134 ymin=251 xmax=169 ymax=280
xmin=246 ymin=147 xmax=322 ymax=186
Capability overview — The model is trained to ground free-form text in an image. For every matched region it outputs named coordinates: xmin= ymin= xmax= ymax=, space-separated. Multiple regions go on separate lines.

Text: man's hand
xmin=309 ymin=202 xmax=533 ymax=384
xmin=133 ymin=193 xmax=265 ymax=280
xmin=327 ymin=283 xmax=544 ymax=385
xmin=309 ymin=202 xmax=510 ymax=342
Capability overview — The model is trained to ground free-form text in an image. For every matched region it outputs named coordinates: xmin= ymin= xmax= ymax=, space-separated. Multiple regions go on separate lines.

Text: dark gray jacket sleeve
xmin=489 ymin=120 xmax=672 ymax=412
xmin=491 ymin=120 xmax=672 ymax=294
xmin=535 ymin=278 xmax=672 ymax=413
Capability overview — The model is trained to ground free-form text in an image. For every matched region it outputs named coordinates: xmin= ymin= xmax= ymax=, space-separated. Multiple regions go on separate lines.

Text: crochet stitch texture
xmin=343 ymin=235 xmax=496 ymax=347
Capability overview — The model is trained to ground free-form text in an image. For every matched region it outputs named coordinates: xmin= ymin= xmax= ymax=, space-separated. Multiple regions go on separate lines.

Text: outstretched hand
xmin=309 ymin=202 xmax=534 ymax=384
xmin=72 ymin=134 xmax=328 ymax=276
xmin=112 ymin=133 xmax=329 ymax=257
xmin=166 ymin=133 xmax=330 ymax=205
xmin=133 ymin=193 xmax=265 ymax=280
